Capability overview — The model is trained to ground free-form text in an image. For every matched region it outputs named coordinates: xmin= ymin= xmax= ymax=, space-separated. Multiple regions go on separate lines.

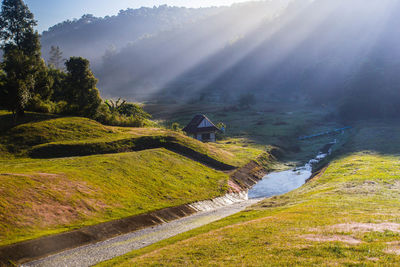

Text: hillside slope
xmin=0 ymin=112 xmax=265 ymax=247
xmin=0 ymin=149 xmax=229 ymax=246
xmin=101 ymin=123 xmax=400 ymax=266
xmin=0 ymin=113 xmax=262 ymax=166
xmin=89 ymin=0 xmax=400 ymax=121
xmin=81 ymin=1 xmax=288 ymax=98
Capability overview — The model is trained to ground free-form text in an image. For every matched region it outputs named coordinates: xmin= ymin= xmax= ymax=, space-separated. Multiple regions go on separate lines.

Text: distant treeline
xmin=39 ymin=1 xmax=290 ymax=99
xmin=40 ymin=5 xmax=224 ymax=65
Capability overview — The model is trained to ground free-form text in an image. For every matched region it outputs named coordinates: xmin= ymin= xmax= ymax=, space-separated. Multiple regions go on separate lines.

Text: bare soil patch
xmin=227 ymin=180 xmax=242 ymax=193
xmin=302 ymin=234 xmax=361 ymax=244
xmin=330 ymin=222 xmax=400 ymax=233
xmin=385 ymin=243 xmax=400 ymax=255
xmin=0 ymin=173 xmax=106 ymax=229
xmin=384 ymin=242 xmax=400 ymax=255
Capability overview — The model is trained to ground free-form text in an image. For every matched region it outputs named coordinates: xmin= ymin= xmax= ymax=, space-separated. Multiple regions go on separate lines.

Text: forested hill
xmin=43 ymin=0 xmax=400 ymax=120
xmin=154 ymin=0 xmax=400 ymax=120
xmin=94 ymin=1 xmax=290 ymax=99
xmin=40 ymin=1 xmax=289 ymax=97
xmin=40 ymin=5 xmax=224 ymax=64
xmin=161 ymin=0 xmax=400 ymax=105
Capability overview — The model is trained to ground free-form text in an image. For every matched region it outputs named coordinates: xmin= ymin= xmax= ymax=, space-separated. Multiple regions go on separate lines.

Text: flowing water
xmin=248 ymin=149 xmax=332 ymax=199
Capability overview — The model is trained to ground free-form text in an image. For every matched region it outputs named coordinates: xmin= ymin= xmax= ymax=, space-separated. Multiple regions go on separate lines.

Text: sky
xmin=24 ymin=0 xmax=253 ymax=33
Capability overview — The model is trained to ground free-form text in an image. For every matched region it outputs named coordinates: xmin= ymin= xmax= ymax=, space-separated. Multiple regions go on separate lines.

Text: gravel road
xmin=23 ymin=198 xmax=262 ymax=267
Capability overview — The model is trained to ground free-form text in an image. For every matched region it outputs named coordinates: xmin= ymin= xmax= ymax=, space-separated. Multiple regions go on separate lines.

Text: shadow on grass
xmin=0 ymin=112 xmax=59 ymax=133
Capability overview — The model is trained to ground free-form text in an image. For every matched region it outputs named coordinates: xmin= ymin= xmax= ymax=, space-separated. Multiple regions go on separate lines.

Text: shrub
xmin=98 ymin=99 xmax=153 ymax=127
xmin=53 ymin=101 xmax=68 ymax=114
xmin=171 ymin=122 xmax=181 ymax=131
xmin=94 ymin=103 xmax=153 ymax=127
xmin=26 ymin=94 xmax=55 ymax=113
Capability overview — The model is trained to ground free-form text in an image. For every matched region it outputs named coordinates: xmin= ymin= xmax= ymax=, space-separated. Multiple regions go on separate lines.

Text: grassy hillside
xmin=0 ymin=149 xmax=229 ymax=246
xmin=0 ymin=111 xmax=267 ymax=246
xmin=0 ymin=102 xmax=335 ymax=248
xmin=2 ymin=117 xmax=115 ymax=154
xmin=101 ymin=123 xmax=400 ymax=266
xmin=0 ymin=112 xmax=262 ymax=167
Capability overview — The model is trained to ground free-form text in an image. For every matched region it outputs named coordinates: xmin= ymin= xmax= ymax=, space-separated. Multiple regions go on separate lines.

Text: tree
xmin=215 ymin=122 xmax=226 ymax=140
xmin=0 ymin=49 xmax=36 ymax=116
xmin=32 ymin=61 xmax=52 ymax=101
xmin=0 ymin=0 xmax=36 ymax=51
xmin=0 ymin=0 xmax=41 ymax=118
xmin=0 ymin=69 xmax=6 ymax=108
xmin=64 ymin=57 xmax=102 ymax=117
xmin=48 ymin=45 xmax=63 ymax=69
xmin=48 ymin=67 xmax=67 ymax=102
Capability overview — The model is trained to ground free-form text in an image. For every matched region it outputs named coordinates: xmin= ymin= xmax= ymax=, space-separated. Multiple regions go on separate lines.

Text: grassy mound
xmin=0 ymin=111 xmax=263 ymax=167
xmin=0 ymin=149 xmax=228 ymax=246
xmin=1 ymin=117 xmax=114 ymax=154
xmin=100 ymin=124 xmax=400 ymax=266
xmin=29 ymin=136 xmax=236 ymax=171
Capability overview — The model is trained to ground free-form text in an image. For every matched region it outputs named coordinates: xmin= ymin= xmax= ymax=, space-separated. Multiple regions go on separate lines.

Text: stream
xmin=248 ymin=150 xmax=330 ymax=199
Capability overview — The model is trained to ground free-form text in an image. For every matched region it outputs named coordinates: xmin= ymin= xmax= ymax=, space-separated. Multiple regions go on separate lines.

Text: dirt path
xmin=23 ymin=198 xmax=262 ymax=267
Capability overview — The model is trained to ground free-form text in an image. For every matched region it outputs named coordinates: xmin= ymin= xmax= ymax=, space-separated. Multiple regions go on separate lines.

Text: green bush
xmin=94 ymin=103 xmax=153 ymax=127
xmin=96 ymin=100 xmax=153 ymax=127
xmin=27 ymin=94 xmax=55 ymax=113
xmin=171 ymin=122 xmax=181 ymax=131
xmin=53 ymin=101 xmax=68 ymax=114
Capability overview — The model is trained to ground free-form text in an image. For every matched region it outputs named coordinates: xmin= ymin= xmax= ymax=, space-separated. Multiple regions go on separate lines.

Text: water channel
xmin=249 ymin=143 xmax=333 ymax=199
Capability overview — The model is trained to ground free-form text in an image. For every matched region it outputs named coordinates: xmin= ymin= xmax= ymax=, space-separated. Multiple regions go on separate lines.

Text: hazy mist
xmin=41 ymin=0 xmax=400 ymax=120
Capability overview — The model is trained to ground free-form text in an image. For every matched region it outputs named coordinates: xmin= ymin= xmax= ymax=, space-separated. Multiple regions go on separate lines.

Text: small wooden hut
xmin=183 ymin=114 xmax=220 ymax=142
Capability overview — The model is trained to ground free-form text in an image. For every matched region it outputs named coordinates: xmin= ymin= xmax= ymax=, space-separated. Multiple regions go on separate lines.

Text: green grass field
xmin=0 ymin=102 xmax=338 ymax=249
xmin=0 ymin=112 xmax=263 ymax=167
xmin=0 ymin=149 xmax=230 ymax=246
xmin=0 ymin=110 xmax=265 ymax=246
xmin=99 ymin=122 xmax=400 ymax=266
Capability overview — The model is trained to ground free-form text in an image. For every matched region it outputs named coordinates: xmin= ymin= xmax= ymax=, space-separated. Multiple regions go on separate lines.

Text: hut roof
xmin=183 ymin=114 xmax=220 ymax=134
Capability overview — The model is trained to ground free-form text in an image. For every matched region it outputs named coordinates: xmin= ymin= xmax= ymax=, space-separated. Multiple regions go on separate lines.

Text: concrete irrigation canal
xmin=22 ymin=148 xmax=332 ymax=267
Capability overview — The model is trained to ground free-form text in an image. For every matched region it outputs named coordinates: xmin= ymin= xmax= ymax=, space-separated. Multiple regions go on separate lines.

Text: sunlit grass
xmin=100 ymin=152 xmax=400 ymax=266
xmin=100 ymin=123 xmax=400 ymax=266
xmin=0 ymin=104 xmax=336 ymax=249
xmin=0 ymin=149 xmax=229 ymax=246
xmin=0 ymin=111 xmax=262 ymax=167
xmin=0 ymin=110 xmax=269 ymax=246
